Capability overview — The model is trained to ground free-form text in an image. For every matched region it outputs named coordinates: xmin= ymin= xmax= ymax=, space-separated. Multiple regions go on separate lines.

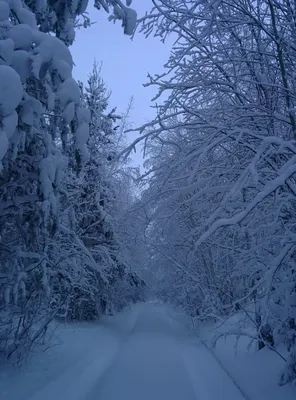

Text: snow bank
xmin=197 ymin=316 xmax=296 ymax=400
xmin=0 ymin=306 xmax=137 ymax=400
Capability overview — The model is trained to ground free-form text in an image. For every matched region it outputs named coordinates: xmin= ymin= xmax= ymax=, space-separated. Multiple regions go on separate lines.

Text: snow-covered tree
xmin=25 ymin=0 xmax=137 ymax=44
xmin=127 ymin=0 xmax=296 ymax=384
xmin=56 ymin=63 xmax=145 ymax=320
xmin=0 ymin=0 xmax=86 ymax=361
xmin=0 ymin=0 xmax=141 ymax=362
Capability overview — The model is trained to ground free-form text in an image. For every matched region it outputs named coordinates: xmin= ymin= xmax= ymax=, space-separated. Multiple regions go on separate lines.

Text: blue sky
xmin=71 ymin=1 xmax=172 ymax=169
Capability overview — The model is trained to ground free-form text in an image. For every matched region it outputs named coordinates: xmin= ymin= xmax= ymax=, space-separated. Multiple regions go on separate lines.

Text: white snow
xmin=31 ymin=33 xmax=73 ymax=80
xmin=58 ymin=78 xmax=81 ymax=108
xmin=122 ymin=7 xmax=137 ymax=35
xmin=63 ymin=101 xmax=76 ymax=123
xmin=75 ymin=121 xmax=90 ymax=162
xmin=9 ymin=24 xmax=33 ymax=51
xmin=0 ymin=129 xmax=9 ymax=164
xmin=21 ymin=100 xmax=34 ymax=126
xmin=53 ymin=58 xmax=73 ymax=80
xmin=77 ymin=0 xmax=88 ymax=14
xmin=197 ymin=315 xmax=296 ymax=400
xmin=1 ymin=303 xmax=293 ymax=400
xmin=0 ymin=306 xmax=137 ymax=400
xmin=39 ymin=157 xmax=54 ymax=194
xmin=2 ymin=111 xmax=18 ymax=139
xmin=0 ymin=38 xmax=14 ymax=65
xmin=0 ymin=65 xmax=23 ymax=117
xmin=85 ymin=304 xmax=245 ymax=400
xmin=61 ymin=19 xmax=76 ymax=45
xmin=76 ymin=105 xmax=91 ymax=123
xmin=0 ymin=1 xmax=9 ymax=21
xmin=11 ymin=0 xmax=37 ymax=29
xmin=45 ymin=84 xmax=56 ymax=111
xmin=21 ymin=96 xmax=43 ymax=126
xmin=108 ymin=4 xmax=137 ymax=35
xmin=75 ymin=105 xmax=91 ymax=162
xmin=11 ymin=50 xmax=31 ymax=83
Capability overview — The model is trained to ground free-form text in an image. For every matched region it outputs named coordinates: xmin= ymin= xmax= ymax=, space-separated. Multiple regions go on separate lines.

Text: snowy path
xmin=86 ymin=303 xmax=246 ymax=400
xmin=1 ymin=303 xmax=248 ymax=400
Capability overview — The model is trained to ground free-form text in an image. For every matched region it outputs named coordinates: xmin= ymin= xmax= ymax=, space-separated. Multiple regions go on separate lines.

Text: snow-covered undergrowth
xmin=161 ymin=305 xmax=296 ymax=399
xmin=0 ymin=305 xmax=138 ymax=400
xmin=196 ymin=314 xmax=296 ymax=400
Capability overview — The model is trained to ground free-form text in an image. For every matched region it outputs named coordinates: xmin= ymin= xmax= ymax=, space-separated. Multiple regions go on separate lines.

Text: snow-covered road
xmin=1 ymin=303 xmax=248 ymax=400
xmin=87 ymin=304 xmax=197 ymax=400
xmin=86 ymin=303 xmax=246 ymax=400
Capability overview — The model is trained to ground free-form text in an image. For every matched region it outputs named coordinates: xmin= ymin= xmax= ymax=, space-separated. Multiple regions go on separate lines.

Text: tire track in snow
xmin=200 ymin=339 xmax=251 ymax=400
xmin=29 ymin=333 xmax=121 ymax=400
xmin=167 ymin=312 xmax=251 ymax=400
xmin=29 ymin=309 xmax=139 ymax=400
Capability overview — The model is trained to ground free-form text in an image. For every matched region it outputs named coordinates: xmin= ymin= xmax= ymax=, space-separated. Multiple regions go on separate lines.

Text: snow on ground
xmin=0 ymin=306 xmax=138 ymax=400
xmin=85 ymin=303 xmax=246 ymax=400
xmin=197 ymin=315 xmax=296 ymax=400
xmin=86 ymin=303 xmax=198 ymax=400
xmin=0 ymin=303 xmax=295 ymax=400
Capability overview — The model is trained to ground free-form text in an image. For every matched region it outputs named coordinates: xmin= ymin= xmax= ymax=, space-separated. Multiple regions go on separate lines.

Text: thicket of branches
xmin=126 ymin=0 xmax=296 ymax=384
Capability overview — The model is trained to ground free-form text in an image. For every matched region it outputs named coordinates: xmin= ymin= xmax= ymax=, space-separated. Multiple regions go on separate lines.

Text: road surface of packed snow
xmin=86 ymin=303 xmax=245 ymax=400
